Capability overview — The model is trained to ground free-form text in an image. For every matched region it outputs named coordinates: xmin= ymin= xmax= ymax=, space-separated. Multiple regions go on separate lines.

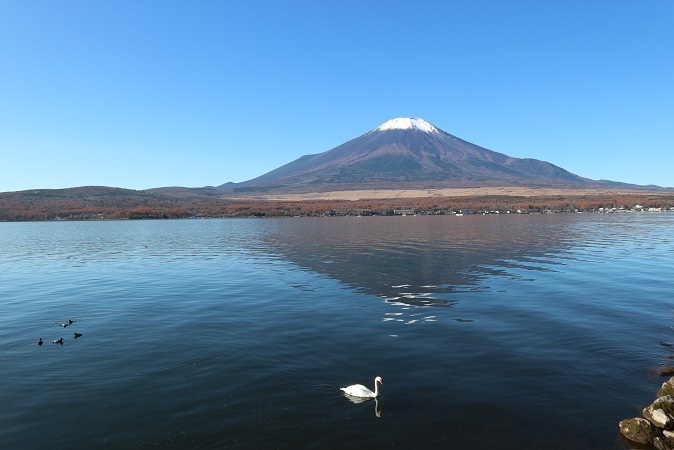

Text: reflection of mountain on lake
xmin=260 ymin=214 xmax=575 ymax=306
xmin=4 ymin=215 xmax=674 ymax=449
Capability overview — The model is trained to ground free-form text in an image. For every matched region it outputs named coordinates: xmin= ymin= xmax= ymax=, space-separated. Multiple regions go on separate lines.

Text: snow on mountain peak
xmin=376 ymin=117 xmax=438 ymax=134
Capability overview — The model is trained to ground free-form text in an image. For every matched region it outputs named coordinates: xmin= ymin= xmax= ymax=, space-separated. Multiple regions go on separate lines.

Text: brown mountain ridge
xmin=218 ymin=117 xmax=643 ymax=194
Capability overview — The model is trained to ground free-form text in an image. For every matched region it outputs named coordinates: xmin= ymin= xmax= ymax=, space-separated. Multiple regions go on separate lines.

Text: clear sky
xmin=1 ymin=0 xmax=673 ymax=192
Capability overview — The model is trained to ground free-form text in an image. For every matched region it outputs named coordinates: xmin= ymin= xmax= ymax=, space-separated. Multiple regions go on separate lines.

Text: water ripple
xmin=1 ymin=214 xmax=674 ymax=449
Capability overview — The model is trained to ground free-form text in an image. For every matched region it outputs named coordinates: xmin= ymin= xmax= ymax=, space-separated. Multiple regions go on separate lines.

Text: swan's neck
xmin=373 ymin=379 xmax=380 ymax=397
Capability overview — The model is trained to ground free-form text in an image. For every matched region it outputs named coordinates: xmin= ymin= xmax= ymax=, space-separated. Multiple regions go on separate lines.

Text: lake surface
xmin=1 ymin=213 xmax=673 ymax=449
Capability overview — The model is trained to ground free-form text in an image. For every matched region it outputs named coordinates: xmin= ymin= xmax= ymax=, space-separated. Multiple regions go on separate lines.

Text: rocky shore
xmin=620 ymin=377 xmax=674 ymax=449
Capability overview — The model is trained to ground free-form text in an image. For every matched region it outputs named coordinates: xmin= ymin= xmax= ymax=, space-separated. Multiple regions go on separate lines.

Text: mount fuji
xmin=218 ymin=117 xmax=606 ymax=192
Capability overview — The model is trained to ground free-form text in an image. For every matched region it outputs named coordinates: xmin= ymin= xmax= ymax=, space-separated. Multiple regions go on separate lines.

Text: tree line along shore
xmin=1 ymin=190 xmax=673 ymax=221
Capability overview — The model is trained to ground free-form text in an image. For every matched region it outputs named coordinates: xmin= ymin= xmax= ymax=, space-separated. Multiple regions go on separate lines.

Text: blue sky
xmin=1 ymin=0 xmax=672 ymax=191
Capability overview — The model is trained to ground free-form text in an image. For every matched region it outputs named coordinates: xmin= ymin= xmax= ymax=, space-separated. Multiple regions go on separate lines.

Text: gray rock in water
xmin=619 ymin=417 xmax=660 ymax=447
xmin=658 ymin=377 xmax=674 ymax=398
xmin=644 ymin=396 xmax=674 ymax=430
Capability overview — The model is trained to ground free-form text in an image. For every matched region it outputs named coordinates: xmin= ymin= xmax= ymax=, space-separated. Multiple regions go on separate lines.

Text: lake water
xmin=1 ymin=214 xmax=673 ymax=449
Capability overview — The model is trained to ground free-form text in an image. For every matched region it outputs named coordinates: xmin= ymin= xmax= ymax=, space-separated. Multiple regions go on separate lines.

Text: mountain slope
xmin=220 ymin=118 xmax=595 ymax=191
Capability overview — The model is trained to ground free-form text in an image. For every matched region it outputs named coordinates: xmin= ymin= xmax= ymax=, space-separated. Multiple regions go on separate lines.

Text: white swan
xmin=340 ymin=376 xmax=383 ymax=398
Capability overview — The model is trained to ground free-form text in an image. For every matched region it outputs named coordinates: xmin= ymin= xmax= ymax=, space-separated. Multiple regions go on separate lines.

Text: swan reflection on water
xmin=342 ymin=394 xmax=383 ymax=417
xmin=340 ymin=376 xmax=383 ymax=416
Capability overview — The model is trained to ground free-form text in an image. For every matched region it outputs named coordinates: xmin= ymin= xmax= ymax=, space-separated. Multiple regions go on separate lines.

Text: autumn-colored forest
xmin=1 ymin=186 xmax=673 ymax=221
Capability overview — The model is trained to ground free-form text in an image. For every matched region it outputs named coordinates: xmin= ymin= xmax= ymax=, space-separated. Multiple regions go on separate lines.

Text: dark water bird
xmin=38 ymin=338 xmax=43 ymax=346
xmin=73 ymin=332 xmax=82 ymax=339
xmin=61 ymin=323 xmax=68 ymax=328
xmin=68 ymin=319 xmax=73 ymax=325
xmin=53 ymin=338 xmax=63 ymax=345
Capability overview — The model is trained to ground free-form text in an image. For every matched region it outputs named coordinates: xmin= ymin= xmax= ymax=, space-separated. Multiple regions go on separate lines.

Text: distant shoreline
xmin=226 ymin=186 xmax=673 ymax=202
xmin=1 ymin=185 xmax=673 ymax=221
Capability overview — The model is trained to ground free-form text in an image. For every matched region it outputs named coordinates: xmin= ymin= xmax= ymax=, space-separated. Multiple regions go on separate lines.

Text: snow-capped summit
xmin=376 ymin=117 xmax=438 ymax=134
xmin=218 ymin=116 xmax=594 ymax=191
